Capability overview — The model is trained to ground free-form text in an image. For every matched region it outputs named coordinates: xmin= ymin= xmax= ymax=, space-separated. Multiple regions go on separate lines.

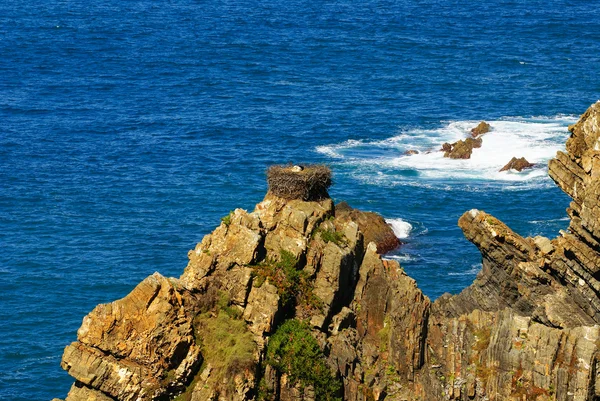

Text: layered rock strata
xmin=56 ymin=102 xmax=600 ymax=401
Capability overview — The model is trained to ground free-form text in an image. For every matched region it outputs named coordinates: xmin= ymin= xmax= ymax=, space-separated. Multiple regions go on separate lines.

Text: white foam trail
xmin=528 ymin=217 xmax=570 ymax=224
xmin=315 ymin=139 xmax=363 ymax=159
xmin=316 ymin=116 xmax=577 ymax=188
xmin=448 ymin=263 xmax=482 ymax=276
xmin=386 ymin=218 xmax=412 ymax=239
xmin=383 ymin=254 xmax=414 ymax=263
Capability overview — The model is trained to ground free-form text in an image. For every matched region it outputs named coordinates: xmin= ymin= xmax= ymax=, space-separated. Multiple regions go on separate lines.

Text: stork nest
xmin=267 ymin=164 xmax=332 ymax=201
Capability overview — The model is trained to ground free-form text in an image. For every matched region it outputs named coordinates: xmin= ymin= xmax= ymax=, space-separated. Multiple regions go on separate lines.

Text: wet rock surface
xmin=470 ymin=121 xmax=491 ymax=137
xmin=443 ymin=137 xmax=483 ymax=159
xmin=500 ymin=156 xmax=535 ymax=172
xmin=55 ymin=103 xmax=600 ymax=401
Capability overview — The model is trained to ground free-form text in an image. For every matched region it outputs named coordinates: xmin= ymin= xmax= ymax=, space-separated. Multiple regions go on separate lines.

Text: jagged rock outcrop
xmin=443 ymin=137 xmax=483 ymax=159
xmin=60 ymin=273 xmax=202 ymax=401
xmin=471 ymin=121 xmax=491 ymax=137
xmin=335 ymin=202 xmax=400 ymax=254
xmin=55 ymin=102 xmax=600 ymax=401
xmin=500 ymin=157 xmax=535 ymax=172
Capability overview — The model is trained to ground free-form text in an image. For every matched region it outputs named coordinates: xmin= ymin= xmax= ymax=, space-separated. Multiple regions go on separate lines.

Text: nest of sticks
xmin=267 ymin=164 xmax=332 ymax=201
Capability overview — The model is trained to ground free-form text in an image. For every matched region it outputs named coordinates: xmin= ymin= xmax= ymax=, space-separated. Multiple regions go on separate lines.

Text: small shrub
xmin=252 ymin=250 xmax=322 ymax=310
xmin=319 ymin=228 xmax=345 ymax=246
xmin=265 ymin=319 xmax=342 ymax=401
xmin=221 ymin=211 xmax=234 ymax=226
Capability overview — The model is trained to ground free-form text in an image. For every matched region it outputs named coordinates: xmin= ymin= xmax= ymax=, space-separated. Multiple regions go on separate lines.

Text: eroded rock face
xmin=335 ymin=201 xmax=400 ymax=254
xmin=60 ymin=273 xmax=201 ymax=401
xmin=55 ymin=102 xmax=600 ymax=401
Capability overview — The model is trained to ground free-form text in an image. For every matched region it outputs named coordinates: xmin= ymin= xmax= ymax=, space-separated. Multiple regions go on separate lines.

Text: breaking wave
xmin=316 ymin=116 xmax=577 ymax=189
xmin=386 ymin=218 xmax=413 ymax=239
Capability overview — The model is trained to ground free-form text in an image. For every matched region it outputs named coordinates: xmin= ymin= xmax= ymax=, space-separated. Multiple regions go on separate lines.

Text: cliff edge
xmin=55 ymin=102 xmax=600 ymax=401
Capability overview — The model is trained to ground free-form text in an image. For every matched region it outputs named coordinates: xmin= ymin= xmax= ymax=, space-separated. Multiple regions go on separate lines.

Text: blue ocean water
xmin=1 ymin=0 xmax=599 ymax=399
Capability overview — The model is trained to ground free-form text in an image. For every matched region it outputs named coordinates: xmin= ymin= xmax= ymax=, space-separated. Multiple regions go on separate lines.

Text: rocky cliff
xmin=55 ymin=102 xmax=600 ymax=401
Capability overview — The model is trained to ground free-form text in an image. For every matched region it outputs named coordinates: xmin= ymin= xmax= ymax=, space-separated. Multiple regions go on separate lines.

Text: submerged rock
xmin=470 ymin=121 xmax=491 ymax=137
xmin=500 ymin=156 xmax=535 ymax=172
xmin=54 ymin=102 xmax=600 ymax=401
xmin=404 ymin=149 xmax=419 ymax=155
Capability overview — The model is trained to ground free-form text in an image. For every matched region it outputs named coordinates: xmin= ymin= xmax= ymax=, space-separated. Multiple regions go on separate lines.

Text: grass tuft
xmin=194 ymin=311 xmax=256 ymax=391
xmin=264 ymin=319 xmax=342 ymax=401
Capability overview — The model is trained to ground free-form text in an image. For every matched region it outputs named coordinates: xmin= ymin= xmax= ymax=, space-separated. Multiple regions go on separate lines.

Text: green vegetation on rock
xmin=252 ymin=250 xmax=322 ymax=309
xmin=221 ymin=211 xmax=234 ymax=226
xmin=318 ymin=228 xmax=345 ymax=246
xmin=264 ymin=319 xmax=342 ymax=401
xmin=193 ymin=296 xmax=256 ymax=392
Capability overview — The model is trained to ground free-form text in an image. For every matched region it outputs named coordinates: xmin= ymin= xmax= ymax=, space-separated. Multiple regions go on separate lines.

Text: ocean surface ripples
xmin=1 ymin=0 xmax=599 ymax=399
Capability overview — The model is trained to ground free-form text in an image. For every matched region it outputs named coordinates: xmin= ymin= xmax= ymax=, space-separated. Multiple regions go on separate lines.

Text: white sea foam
xmin=383 ymin=254 xmax=414 ymax=263
xmin=315 ymin=139 xmax=364 ymax=159
xmin=528 ymin=217 xmax=570 ymax=224
xmin=315 ymin=116 xmax=577 ymax=188
xmin=386 ymin=218 xmax=412 ymax=239
xmin=448 ymin=263 xmax=482 ymax=276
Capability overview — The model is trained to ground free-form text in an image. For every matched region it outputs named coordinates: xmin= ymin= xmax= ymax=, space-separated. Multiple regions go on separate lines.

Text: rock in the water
xmin=499 ymin=156 xmax=534 ymax=172
xmin=335 ymin=201 xmax=400 ymax=254
xmin=404 ymin=149 xmax=419 ymax=155
xmin=53 ymin=103 xmax=600 ymax=401
xmin=443 ymin=137 xmax=482 ymax=159
xmin=470 ymin=121 xmax=491 ymax=137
